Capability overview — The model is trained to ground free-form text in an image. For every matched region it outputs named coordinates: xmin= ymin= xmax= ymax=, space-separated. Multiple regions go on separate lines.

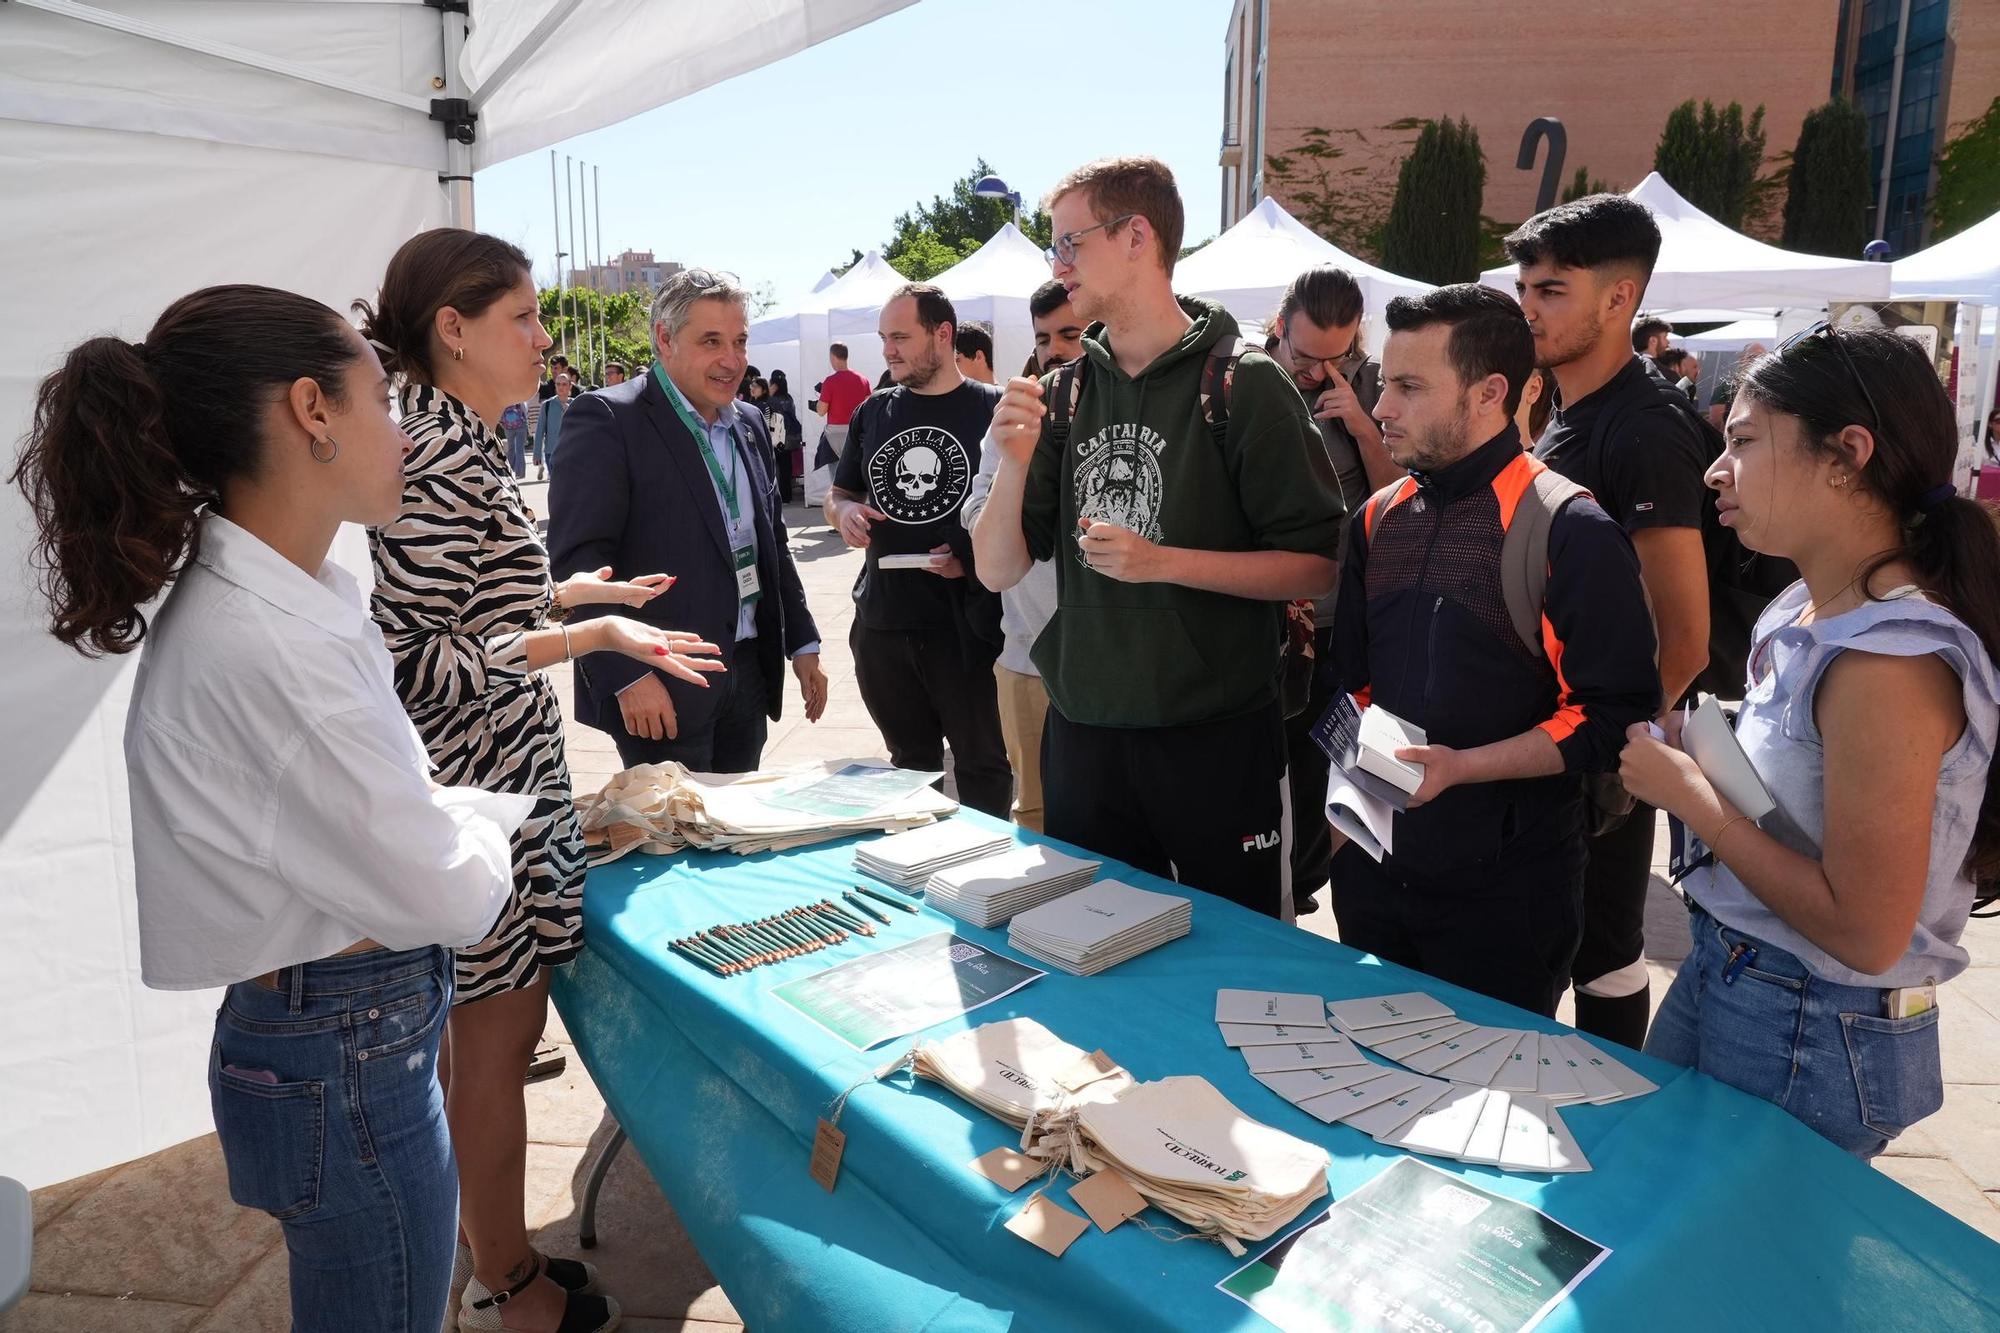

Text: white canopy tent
xmin=1681 ymin=318 xmax=1779 ymax=355
xmin=1890 ymin=211 xmax=2000 ymax=422
xmin=1891 ymin=209 xmax=2000 ymax=305
xmin=0 ymin=0 xmax=913 ymax=1191
xmin=1177 ymin=196 xmax=1433 ymax=352
xmin=748 ymin=249 xmax=908 ymax=400
xmin=1482 ymin=172 xmax=1893 ymax=311
xmin=825 ymin=223 xmax=1050 ymax=380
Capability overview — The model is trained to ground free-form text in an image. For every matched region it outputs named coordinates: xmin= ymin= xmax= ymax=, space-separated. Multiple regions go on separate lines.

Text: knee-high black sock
xmin=1573 ymin=985 xmax=1651 ymax=1050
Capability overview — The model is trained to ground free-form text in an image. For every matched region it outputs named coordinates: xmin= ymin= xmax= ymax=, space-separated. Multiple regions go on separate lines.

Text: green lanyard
xmin=655 ymin=364 xmax=742 ymax=523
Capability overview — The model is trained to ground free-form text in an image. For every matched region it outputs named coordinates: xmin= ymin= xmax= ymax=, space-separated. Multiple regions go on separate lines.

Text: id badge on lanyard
xmin=734 ymin=543 xmax=762 ymax=604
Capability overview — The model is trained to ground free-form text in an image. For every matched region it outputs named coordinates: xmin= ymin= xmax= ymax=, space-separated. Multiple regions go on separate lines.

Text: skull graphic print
xmin=867 ymin=425 xmax=972 ymax=524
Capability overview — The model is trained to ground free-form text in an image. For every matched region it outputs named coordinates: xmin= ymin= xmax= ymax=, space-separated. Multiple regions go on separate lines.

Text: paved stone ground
xmin=14 ymin=485 xmax=1997 ymax=1331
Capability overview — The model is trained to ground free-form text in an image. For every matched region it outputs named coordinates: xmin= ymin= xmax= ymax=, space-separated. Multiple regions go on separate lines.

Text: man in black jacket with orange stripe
xmin=1322 ymin=286 xmax=1660 ymax=1017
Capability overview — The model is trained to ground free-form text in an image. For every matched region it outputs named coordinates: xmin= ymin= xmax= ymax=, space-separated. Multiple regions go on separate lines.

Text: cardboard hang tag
xmin=969 ymin=1146 xmax=1049 ymax=1194
xmin=809 ymin=1118 xmax=846 ymax=1193
xmin=1068 ymin=1169 xmax=1149 ymax=1234
xmin=1004 ymin=1193 xmax=1091 ymax=1258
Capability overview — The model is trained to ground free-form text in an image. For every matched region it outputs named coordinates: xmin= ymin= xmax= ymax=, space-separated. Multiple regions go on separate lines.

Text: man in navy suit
xmin=549 ymin=268 xmax=827 ymax=771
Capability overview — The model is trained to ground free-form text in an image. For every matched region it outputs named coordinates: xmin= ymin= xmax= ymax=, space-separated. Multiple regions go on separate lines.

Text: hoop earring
xmin=452 ymin=345 xmax=464 ymax=362
xmin=311 ymin=434 xmax=339 ymax=464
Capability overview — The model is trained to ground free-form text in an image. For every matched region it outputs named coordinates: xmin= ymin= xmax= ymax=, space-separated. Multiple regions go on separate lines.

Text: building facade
xmin=1223 ymin=0 xmax=1999 ymax=255
xmin=570 ymin=248 xmax=682 ymax=294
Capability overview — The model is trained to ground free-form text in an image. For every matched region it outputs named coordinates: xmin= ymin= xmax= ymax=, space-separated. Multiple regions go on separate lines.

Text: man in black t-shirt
xmin=826 ymin=284 xmax=1012 ymax=817
xmin=1508 ymin=194 xmax=1712 ymax=1050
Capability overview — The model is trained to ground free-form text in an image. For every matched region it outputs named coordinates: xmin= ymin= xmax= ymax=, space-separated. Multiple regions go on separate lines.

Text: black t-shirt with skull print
xmin=834 ymin=379 xmax=1002 ymax=630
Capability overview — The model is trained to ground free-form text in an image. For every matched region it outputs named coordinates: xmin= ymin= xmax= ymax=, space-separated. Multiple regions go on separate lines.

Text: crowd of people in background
xmin=10 ymin=152 xmax=1999 ymax=1333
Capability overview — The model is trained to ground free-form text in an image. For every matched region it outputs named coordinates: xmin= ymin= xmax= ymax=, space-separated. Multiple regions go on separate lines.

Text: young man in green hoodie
xmin=971 ymin=156 xmax=1346 ymax=917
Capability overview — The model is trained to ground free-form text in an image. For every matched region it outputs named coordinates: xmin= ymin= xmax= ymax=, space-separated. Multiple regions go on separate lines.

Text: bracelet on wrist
xmin=1709 ymin=813 xmax=1753 ymax=860
xmin=558 ymin=621 xmax=574 ymax=662
xmin=547 ymin=584 xmax=569 ymax=622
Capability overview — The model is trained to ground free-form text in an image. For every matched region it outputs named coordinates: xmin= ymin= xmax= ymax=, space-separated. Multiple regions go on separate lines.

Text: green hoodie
xmin=1022 ymin=297 xmax=1345 ymax=728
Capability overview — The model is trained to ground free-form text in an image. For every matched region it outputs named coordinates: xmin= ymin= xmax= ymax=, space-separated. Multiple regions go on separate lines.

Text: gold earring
xmin=1830 ymin=473 xmax=1850 ymax=489
xmin=452 ymin=345 xmax=464 ymax=362
xmin=310 ymin=434 xmax=339 ymax=464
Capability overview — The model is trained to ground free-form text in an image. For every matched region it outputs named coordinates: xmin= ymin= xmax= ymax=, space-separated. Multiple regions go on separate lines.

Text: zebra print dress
xmin=369 ymin=384 xmax=585 ymax=1004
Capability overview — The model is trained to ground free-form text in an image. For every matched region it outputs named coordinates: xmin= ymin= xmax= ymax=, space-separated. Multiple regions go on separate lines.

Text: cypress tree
xmin=1782 ymin=98 xmax=1872 ymax=257
xmin=1380 ymin=117 xmax=1486 ymax=284
xmin=1654 ymin=98 xmax=1769 ymax=228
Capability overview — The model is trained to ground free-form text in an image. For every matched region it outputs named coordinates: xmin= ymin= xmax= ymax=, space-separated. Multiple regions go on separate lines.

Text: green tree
xmin=1262 ymin=123 xmax=1418 ymax=259
xmin=539 ymin=285 xmax=652 ymax=383
xmin=880 ymin=159 xmax=1053 ymax=280
xmin=1653 ymin=98 xmax=1770 ymax=228
xmin=1933 ymin=95 xmax=2000 ymax=240
xmin=1781 ymin=97 xmax=1872 ymax=256
xmin=1380 ymin=117 xmax=1487 ymax=284
xmin=1560 ymin=166 xmax=1610 ymax=204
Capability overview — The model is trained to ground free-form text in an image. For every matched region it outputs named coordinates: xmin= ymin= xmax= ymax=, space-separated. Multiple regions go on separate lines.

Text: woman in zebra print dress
xmin=360 ymin=229 xmax=722 ymax=1333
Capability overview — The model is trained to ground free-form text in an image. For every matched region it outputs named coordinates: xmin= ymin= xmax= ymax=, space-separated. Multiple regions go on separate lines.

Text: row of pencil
xmin=667 ymin=887 xmax=917 ymax=977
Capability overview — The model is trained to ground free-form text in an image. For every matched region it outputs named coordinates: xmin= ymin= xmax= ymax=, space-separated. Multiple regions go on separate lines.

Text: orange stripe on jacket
xmin=1363 ymin=477 xmax=1418 ymax=541
xmin=1536 ymin=611 xmax=1586 ymax=744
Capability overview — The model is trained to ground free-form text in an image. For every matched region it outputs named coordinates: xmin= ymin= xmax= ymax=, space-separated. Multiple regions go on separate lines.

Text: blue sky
xmin=473 ymin=0 xmax=1230 ymax=310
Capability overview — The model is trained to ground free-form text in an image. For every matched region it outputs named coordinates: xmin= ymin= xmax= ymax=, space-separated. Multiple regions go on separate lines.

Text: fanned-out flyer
xmin=771 ymin=931 xmax=1044 ymax=1050
xmin=1218 ymin=1157 xmax=1608 ymax=1333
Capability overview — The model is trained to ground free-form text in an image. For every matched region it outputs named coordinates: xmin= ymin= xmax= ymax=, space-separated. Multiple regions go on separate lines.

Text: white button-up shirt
xmin=126 ymin=516 xmax=515 ymax=990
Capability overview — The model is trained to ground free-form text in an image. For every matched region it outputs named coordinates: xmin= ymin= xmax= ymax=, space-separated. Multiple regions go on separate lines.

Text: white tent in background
xmin=749 ymin=249 xmax=908 ymax=394
xmin=1891 ymin=210 xmax=2000 ymax=304
xmin=809 ymin=269 xmax=841 ymax=294
xmin=826 ymin=223 xmax=1050 ymax=380
xmin=1481 ymin=172 xmax=1892 ymax=311
xmin=1177 ymin=196 xmax=1433 ymax=352
xmin=1682 ymin=318 xmax=1779 ymax=355
xmin=1 ymin=0 xmax=914 ymax=1192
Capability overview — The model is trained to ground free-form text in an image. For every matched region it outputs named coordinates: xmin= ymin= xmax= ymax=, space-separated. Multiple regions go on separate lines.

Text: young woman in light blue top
xmin=1621 ymin=325 xmax=2000 ymax=1159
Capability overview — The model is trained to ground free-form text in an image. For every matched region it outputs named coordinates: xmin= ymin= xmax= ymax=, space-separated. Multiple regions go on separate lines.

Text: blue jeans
xmin=209 ymin=946 xmax=457 ymax=1332
xmin=1645 ymin=904 xmax=1943 ymax=1159
xmin=506 ymin=425 xmax=527 ymax=477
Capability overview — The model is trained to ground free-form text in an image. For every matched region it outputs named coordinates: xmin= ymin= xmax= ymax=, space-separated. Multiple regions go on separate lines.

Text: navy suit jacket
xmin=546 ymin=372 xmax=820 ymax=739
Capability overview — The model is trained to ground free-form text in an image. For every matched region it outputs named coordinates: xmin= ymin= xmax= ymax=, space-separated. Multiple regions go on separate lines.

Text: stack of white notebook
xmin=924 ymin=845 xmax=1100 ymax=928
xmin=854 ymin=821 xmax=1014 ymax=889
xmin=1007 ymin=879 xmax=1192 ymax=975
xmin=1216 ymin=989 xmax=1660 ymax=1175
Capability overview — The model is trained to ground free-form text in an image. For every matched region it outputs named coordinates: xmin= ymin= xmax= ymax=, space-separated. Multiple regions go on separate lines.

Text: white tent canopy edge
xmin=0 ymin=0 xmax=914 ymax=1191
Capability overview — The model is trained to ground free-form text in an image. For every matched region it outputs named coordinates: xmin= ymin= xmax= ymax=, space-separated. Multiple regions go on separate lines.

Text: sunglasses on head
xmin=1777 ymin=320 xmax=1885 ymax=435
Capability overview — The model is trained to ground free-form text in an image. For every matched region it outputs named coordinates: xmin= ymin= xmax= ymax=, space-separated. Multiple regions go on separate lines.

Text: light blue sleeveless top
xmin=1694 ymin=581 xmax=1998 ymax=987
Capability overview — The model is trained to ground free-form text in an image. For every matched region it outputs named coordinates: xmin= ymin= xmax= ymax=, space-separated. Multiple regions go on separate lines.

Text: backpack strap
xmin=1362 ymin=476 xmax=1419 ymax=543
xmin=1198 ymin=337 xmax=1252 ymax=449
xmin=1048 ymin=358 xmax=1087 ymax=452
xmin=1496 ymin=453 xmax=1590 ymax=660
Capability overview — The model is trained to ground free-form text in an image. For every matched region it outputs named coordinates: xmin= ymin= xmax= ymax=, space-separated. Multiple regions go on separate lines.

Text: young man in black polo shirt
xmin=827 ymin=283 xmax=1013 ymax=818
xmin=1324 ymin=284 xmax=1660 ymax=1016
xmin=1507 ymin=194 xmax=1712 ymax=1047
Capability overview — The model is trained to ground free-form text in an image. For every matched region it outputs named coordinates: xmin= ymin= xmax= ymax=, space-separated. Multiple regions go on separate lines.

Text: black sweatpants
xmin=1043 ymin=700 xmax=1288 ymax=918
xmin=851 ymin=621 xmax=1013 ymax=819
xmin=1328 ymin=834 xmax=1587 ymax=1017
xmin=1283 ymin=628 xmax=1340 ymax=914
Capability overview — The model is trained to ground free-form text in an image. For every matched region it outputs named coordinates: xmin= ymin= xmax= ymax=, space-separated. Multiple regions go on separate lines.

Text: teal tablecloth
xmin=552 ymin=812 xmax=2000 ymax=1331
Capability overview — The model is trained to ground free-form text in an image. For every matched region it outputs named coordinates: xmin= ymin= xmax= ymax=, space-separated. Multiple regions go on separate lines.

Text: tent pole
xmin=438 ymin=3 xmax=473 ymax=228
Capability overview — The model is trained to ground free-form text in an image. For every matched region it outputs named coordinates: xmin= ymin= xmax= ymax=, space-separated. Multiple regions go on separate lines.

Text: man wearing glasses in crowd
xmin=972 ymin=156 xmax=1344 ymax=919
xmin=1269 ymin=265 xmax=1402 ymax=913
